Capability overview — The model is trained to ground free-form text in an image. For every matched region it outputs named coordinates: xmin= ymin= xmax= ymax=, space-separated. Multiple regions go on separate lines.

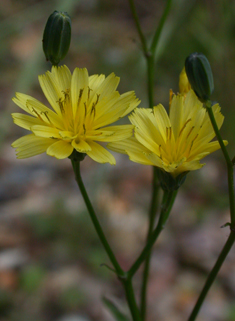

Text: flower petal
xmin=46 ymin=140 xmax=73 ymax=159
xmin=51 ymin=65 xmax=71 ymax=92
xmin=86 ymin=140 xmax=116 ymax=164
xmin=31 ymin=125 xmax=61 ymax=138
xmin=71 ymin=68 xmax=89 ymax=117
xmin=38 ymin=72 xmax=63 ymax=115
xmin=12 ymin=113 xmax=43 ymax=130
xmin=87 ymin=125 xmax=134 ymax=142
xmin=72 ymin=139 xmax=91 ymax=152
xmin=12 ymin=134 xmax=54 ymax=158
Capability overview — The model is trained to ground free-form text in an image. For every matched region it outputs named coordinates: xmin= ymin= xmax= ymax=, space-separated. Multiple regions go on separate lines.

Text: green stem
xmin=128 ymin=190 xmax=177 ymax=278
xmin=128 ymin=0 xmax=148 ymax=54
xmin=140 ymin=167 xmax=159 ymax=319
xmin=205 ymin=101 xmax=235 ymax=226
xmin=150 ymin=0 xmax=173 ymax=57
xmin=188 ymin=102 xmax=235 ymax=320
xmin=122 ymin=278 xmax=142 ymax=321
xmin=188 ymin=231 xmax=235 ymax=321
xmin=71 ymin=159 xmax=142 ymax=321
xmin=71 ymin=159 xmax=125 ymax=277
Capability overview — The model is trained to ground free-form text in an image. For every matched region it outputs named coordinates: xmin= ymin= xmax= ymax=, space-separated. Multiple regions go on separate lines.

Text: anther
xmin=84 ymin=102 xmax=87 ymax=117
xmin=31 ymin=107 xmax=43 ymax=121
xmin=159 ymin=145 xmax=162 ymax=159
xmin=189 ymin=134 xmax=198 ymax=152
xmin=41 ymin=111 xmax=52 ymax=124
xmin=87 ymin=86 xmax=92 ymax=101
xmin=77 ymin=88 xmax=84 ymax=108
xmin=57 ymin=98 xmax=65 ymax=113
xmin=186 ymin=126 xmax=195 ymax=139
xmin=179 ymin=119 xmax=191 ymax=137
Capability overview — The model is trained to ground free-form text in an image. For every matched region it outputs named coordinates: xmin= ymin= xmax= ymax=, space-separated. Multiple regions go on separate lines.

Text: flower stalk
xmin=71 ymin=158 xmax=125 ymax=277
xmin=188 ymin=231 xmax=235 ymax=321
xmin=71 ymin=157 xmax=142 ymax=321
xmin=128 ymin=189 xmax=178 ymax=278
xmin=187 ymin=99 xmax=235 ymax=320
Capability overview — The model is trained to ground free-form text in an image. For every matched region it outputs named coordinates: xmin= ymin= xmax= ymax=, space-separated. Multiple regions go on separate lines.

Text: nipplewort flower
xmin=12 ymin=66 xmax=140 ymax=164
xmin=108 ymin=89 xmax=227 ymax=178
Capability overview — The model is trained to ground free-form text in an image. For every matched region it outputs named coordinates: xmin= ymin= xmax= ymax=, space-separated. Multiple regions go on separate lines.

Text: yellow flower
xmin=108 ymin=90 xmax=227 ymax=177
xmin=12 ymin=66 xmax=140 ymax=164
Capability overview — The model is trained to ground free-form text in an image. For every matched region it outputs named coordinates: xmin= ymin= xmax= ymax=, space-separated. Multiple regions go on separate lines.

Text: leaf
xmin=103 ymin=297 xmax=130 ymax=321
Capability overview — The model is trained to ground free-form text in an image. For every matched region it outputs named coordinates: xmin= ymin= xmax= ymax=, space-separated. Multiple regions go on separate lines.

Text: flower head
xmin=108 ymin=90 xmax=227 ymax=177
xmin=12 ymin=66 xmax=140 ymax=164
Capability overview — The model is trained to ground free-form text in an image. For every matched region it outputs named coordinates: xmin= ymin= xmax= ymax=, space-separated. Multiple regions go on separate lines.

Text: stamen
xmin=166 ymin=127 xmax=172 ymax=140
xmin=186 ymin=126 xmax=195 ymax=139
xmin=84 ymin=102 xmax=87 ymax=117
xmin=62 ymin=89 xmax=70 ymax=104
xmin=96 ymin=94 xmax=100 ymax=104
xmin=159 ymin=145 xmax=162 ymax=159
xmin=90 ymin=94 xmax=100 ymax=118
xmin=189 ymin=134 xmax=198 ymax=153
xmin=57 ymin=98 xmax=65 ymax=114
xmin=179 ymin=119 xmax=191 ymax=137
xmin=87 ymin=86 xmax=92 ymax=101
xmin=41 ymin=111 xmax=52 ymax=124
xmin=77 ymin=88 xmax=84 ymax=108
xmin=31 ymin=107 xmax=43 ymax=121
xmin=91 ymin=104 xmax=96 ymax=118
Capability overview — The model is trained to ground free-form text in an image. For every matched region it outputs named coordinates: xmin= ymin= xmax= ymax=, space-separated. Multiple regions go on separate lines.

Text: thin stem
xmin=128 ymin=0 xmax=148 ymax=54
xmin=71 ymin=159 xmax=124 ymax=277
xmin=150 ymin=0 xmax=173 ymax=57
xmin=122 ymin=278 xmax=142 ymax=321
xmin=71 ymin=159 xmax=141 ymax=321
xmin=205 ymin=101 xmax=231 ymax=166
xmin=128 ymin=190 xmax=177 ymax=278
xmin=206 ymin=101 xmax=235 ymax=226
xmin=188 ymin=231 xmax=235 ymax=321
xmin=146 ymin=54 xmax=155 ymax=109
xmin=188 ymin=102 xmax=235 ymax=320
xmin=140 ymin=167 xmax=159 ymax=319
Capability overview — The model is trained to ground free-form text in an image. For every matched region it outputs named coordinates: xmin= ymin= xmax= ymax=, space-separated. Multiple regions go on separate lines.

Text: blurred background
xmin=1 ymin=0 xmax=235 ymax=320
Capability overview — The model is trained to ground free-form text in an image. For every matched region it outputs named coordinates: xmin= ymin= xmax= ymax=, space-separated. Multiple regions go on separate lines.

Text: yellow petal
xmin=127 ymin=150 xmax=153 ymax=165
xmin=87 ymin=125 xmax=134 ymax=142
xmin=89 ymin=74 xmax=105 ymax=96
xmin=51 ymin=65 xmax=71 ymax=92
xmin=94 ymin=92 xmax=140 ymax=128
xmin=31 ymin=125 xmax=61 ymax=138
xmin=38 ymin=72 xmax=62 ymax=115
xmin=108 ymin=137 xmax=149 ymax=154
xmin=26 ymin=99 xmax=64 ymax=129
xmin=47 ymin=140 xmax=73 ymax=159
xmin=86 ymin=140 xmax=116 ymax=164
xmin=71 ymin=68 xmax=89 ymax=117
xmin=95 ymin=73 xmax=120 ymax=99
xmin=12 ymin=113 xmax=43 ymax=130
xmin=12 ymin=134 xmax=54 ymax=158
xmin=72 ymin=139 xmax=91 ymax=152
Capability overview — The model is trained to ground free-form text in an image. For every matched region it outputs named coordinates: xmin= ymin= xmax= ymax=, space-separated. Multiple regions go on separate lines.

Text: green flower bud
xmin=156 ymin=169 xmax=188 ymax=192
xmin=185 ymin=52 xmax=214 ymax=102
xmin=42 ymin=11 xmax=71 ymax=66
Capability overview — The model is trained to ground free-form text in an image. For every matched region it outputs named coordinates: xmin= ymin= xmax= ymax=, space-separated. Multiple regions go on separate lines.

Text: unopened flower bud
xmin=43 ymin=11 xmax=71 ymax=66
xmin=185 ymin=52 xmax=214 ymax=102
